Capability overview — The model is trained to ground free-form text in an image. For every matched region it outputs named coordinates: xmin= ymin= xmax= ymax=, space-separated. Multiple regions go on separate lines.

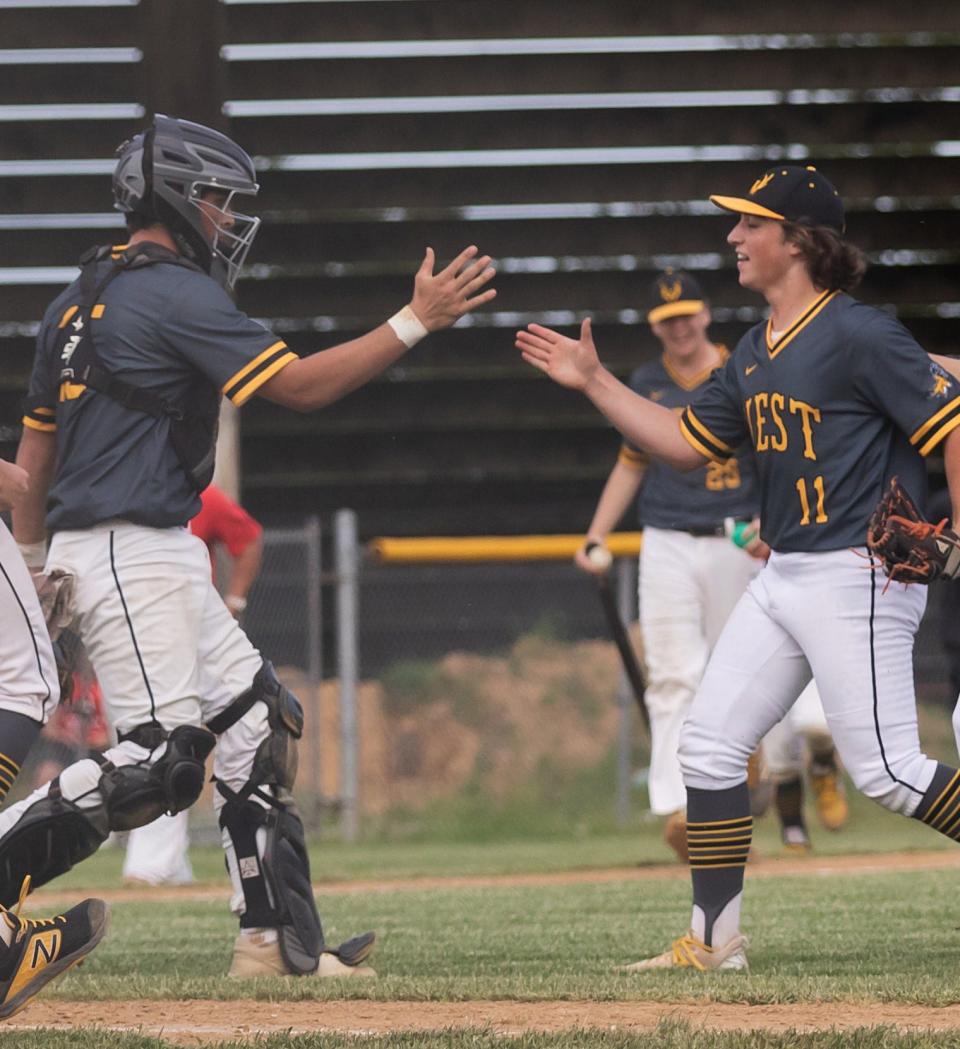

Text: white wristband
xmin=225 ymin=594 xmax=248 ymax=614
xmin=16 ymin=540 xmax=46 ymax=570
xmin=387 ymin=305 xmax=429 ymax=349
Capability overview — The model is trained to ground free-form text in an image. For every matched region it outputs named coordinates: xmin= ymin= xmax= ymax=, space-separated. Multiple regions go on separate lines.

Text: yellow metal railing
xmin=367 ymin=532 xmax=642 ymax=564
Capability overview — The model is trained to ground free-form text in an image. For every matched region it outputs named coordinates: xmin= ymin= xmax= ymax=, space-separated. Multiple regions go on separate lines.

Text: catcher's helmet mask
xmin=112 ymin=114 xmax=260 ymax=289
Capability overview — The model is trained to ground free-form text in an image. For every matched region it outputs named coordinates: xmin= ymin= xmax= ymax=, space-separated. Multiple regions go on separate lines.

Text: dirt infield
xmin=17 ymin=850 xmax=960 ymax=1043
xmin=15 ymin=998 xmax=960 ymax=1043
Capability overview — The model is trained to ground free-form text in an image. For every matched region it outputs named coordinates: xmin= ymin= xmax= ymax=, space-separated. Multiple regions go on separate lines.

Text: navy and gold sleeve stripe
xmin=222 ymin=341 xmax=297 ymax=406
xmin=910 ymin=396 xmax=960 ymax=457
xmin=22 ymin=404 xmax=56 ymax=433
xmin=679 ymin=407 xmax=733 ymax=463
xmin=618 ymin=444 xmax=648 ymax=470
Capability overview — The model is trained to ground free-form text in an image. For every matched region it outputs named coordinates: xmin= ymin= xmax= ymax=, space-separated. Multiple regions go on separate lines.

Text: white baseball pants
xmin=762 ymin=679 xmax=832 ymax=779
xmin=679 ymin=548 xmax=936 ymax=816
xmin=123 ymin=811 xmax=194 ymax=885
xmin=0 ymin=519 xmax=59 ymax=724
xmin=638 ymin=527 xmax=762 ymax=815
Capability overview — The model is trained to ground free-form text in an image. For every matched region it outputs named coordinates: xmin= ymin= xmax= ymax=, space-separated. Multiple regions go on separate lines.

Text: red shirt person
xmin=190 ymin=484 xmax=263 ymax=617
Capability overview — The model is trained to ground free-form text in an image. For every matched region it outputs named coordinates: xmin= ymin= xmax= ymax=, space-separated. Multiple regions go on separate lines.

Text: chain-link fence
xmin=20 ymin=514 xmax=955 ymax=847
xmin=240 ymin=516 xmax=957 ymax=841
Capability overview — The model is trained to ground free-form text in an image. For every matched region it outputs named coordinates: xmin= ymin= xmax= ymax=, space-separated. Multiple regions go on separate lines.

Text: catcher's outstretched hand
xmin=0 ymin=460 xmax=29 ymax=510
xmin=516 ymin=317 xmax=601 ymax=392
xmin=411 ymin=246 xmax=497 ymax=333
xmin=867 ymin=476 xmax=960 ymax=584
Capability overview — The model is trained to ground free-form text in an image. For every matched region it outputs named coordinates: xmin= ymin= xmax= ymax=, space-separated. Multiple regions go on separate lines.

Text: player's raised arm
xmin=516 ymin=317 xmax=706 ymax=470
xmin=260 ymin=245 xmax=496 ymax=412
xmin=0 ymin=459 xmax=29 ymax=512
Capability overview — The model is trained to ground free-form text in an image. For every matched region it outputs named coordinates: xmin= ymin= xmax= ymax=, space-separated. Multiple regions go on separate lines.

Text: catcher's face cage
xmin=188 ymin=184 xmax=261 ymax=291
xmin=112 ymin=114 xmax=261 ymax=290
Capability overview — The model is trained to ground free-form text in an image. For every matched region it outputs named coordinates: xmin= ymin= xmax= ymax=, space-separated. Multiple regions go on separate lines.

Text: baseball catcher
xmin=2 ymin=112 xmax=495 ymax=981
xmin=867 ymin=477 xmax=960 ymax=584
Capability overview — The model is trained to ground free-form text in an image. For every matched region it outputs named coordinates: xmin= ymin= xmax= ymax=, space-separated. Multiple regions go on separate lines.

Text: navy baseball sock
xmin=912 ymin=762 xmax=960 ymax=841
xmin=687 ymin=781 xmax=752 ymax=946
xmin=0 ymin=710 xmax=41 ymax=804
xmin=775 ymin=775 xmax=807 ymax=831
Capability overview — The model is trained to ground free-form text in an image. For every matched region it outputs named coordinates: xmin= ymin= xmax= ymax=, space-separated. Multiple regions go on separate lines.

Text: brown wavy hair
xmin=782 ymin=221 xmax=867 ymax=292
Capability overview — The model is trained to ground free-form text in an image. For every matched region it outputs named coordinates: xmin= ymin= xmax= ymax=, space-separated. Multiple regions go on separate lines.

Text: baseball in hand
xmin=586 ymin=544 xmax=613 ymax=570
xmin=725 ymin=518 xmax=756 ymax=549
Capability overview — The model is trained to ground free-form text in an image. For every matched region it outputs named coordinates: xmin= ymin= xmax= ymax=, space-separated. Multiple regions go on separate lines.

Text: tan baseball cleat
xmin=619 ymin=931 xmax=748 ymax=972
xmin=662 ymin=810 xmax=688 ymax=863
xmin=810 ymin=766 xmax=849 ymax=831
xmin=0 ymin=877 xmax=109 ymax=1020
xmin=228 ymin=932 xmax=377 ymax=979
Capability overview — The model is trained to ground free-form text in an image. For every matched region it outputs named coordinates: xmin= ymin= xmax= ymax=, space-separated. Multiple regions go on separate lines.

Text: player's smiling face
xmin=727 ymin=215 xmax=796 ymax=294
xmin=651 ymin=309 xmax=710 ymax=360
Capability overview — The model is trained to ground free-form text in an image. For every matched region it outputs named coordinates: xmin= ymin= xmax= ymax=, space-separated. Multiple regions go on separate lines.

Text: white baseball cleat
xmin=619 ymin=931 xmax=748 ymax=972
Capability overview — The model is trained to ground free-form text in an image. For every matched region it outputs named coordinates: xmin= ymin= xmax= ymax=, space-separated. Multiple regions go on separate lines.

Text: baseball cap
xmin=646 ymin=269 xmax=706 ymax=324
xmin=710 ymin=165 xmax=845 ymax=233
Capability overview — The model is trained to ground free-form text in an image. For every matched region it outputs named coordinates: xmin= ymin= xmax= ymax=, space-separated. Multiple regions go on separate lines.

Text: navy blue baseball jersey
xmin=623 ymin=349 xmax=759 ymax=531
xmin=678 ymin=291 xmax=960 ymax=551
xmin=23 ymin=249 xmax=297 ymax=531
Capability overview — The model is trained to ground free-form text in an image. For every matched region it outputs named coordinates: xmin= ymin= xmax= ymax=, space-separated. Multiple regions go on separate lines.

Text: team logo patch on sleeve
xmin=929 ymin=362 xmax=952 ymax=398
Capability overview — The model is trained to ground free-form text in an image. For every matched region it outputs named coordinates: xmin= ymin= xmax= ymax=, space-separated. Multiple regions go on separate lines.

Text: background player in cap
xmin=576 ymin=269 xmax=845 ymax=859
xmin=519 ymin=163 xmax=960 ymax=971
xmin=1 ymin=113 xmax=495 ymax=980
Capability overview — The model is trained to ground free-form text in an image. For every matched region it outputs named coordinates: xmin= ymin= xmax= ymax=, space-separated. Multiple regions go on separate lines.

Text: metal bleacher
xmin=2 ymin=0 xmax=959 ymax=536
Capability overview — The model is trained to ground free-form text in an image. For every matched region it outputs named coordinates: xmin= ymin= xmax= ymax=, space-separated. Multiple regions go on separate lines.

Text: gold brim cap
xmin=648 ymin=300 xmax=706 ymax=324
xmin=709 ymin=195 xmax=786 ymax=222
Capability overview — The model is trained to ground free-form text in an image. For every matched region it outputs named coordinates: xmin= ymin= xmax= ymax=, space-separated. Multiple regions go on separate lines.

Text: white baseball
xmin=587 ymin=544 xmax=613 ymax=570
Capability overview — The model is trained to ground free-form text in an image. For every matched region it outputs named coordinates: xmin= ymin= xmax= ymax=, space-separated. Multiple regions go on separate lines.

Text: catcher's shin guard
xmin=263 ymin=804 xmax=325 ymax=973
xmin=219 ymin=793 xmax=325 ymax=974
xmin=0 ymin=775 xmax=108 ymax=906
xmin=214 ymin=662 xmax=374 ymax=974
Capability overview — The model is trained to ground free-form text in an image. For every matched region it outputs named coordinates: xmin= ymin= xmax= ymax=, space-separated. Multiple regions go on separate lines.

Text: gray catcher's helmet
xmin=112 ymin=114 xmax=260 ymax=289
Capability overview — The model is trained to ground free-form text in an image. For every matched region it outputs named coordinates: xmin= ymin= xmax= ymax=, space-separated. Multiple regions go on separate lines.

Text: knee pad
xmin=102 ymin=725 xmax=215 ymax=831
xmin=219 ymin=795 xmax=323 ymax=974
xmin=250 ymin=663 xmax=304 ymax=793
xmin=0 ymin=781 xmax=108 ymax=906
xmin=211 ymin=662 xmax=304 ymax=796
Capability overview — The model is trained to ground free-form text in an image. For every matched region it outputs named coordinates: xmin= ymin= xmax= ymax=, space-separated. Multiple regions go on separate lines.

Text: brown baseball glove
xmin=867 ymin=477 xmax=960 ymax=584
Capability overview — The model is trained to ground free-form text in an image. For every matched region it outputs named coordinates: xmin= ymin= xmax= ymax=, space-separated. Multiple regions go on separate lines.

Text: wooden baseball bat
xmin=595 ymin=572 xmax=650 ymax=731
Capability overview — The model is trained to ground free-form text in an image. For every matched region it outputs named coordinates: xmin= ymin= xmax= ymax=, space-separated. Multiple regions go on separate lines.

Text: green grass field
xmin=5 ymin=785 xmax=960 ymax=1048
xmin=22 ymin=862 xmax=960 ymax=1003
xmin=9 ymin=1028 xmax=960 ymax=1049
xmin=5 ymin=702 xmax=960 ymax=1048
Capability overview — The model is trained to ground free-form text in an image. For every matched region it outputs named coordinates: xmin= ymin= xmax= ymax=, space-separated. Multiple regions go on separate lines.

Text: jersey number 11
xmin=795 ymin=475 xmax=828 ymax=526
